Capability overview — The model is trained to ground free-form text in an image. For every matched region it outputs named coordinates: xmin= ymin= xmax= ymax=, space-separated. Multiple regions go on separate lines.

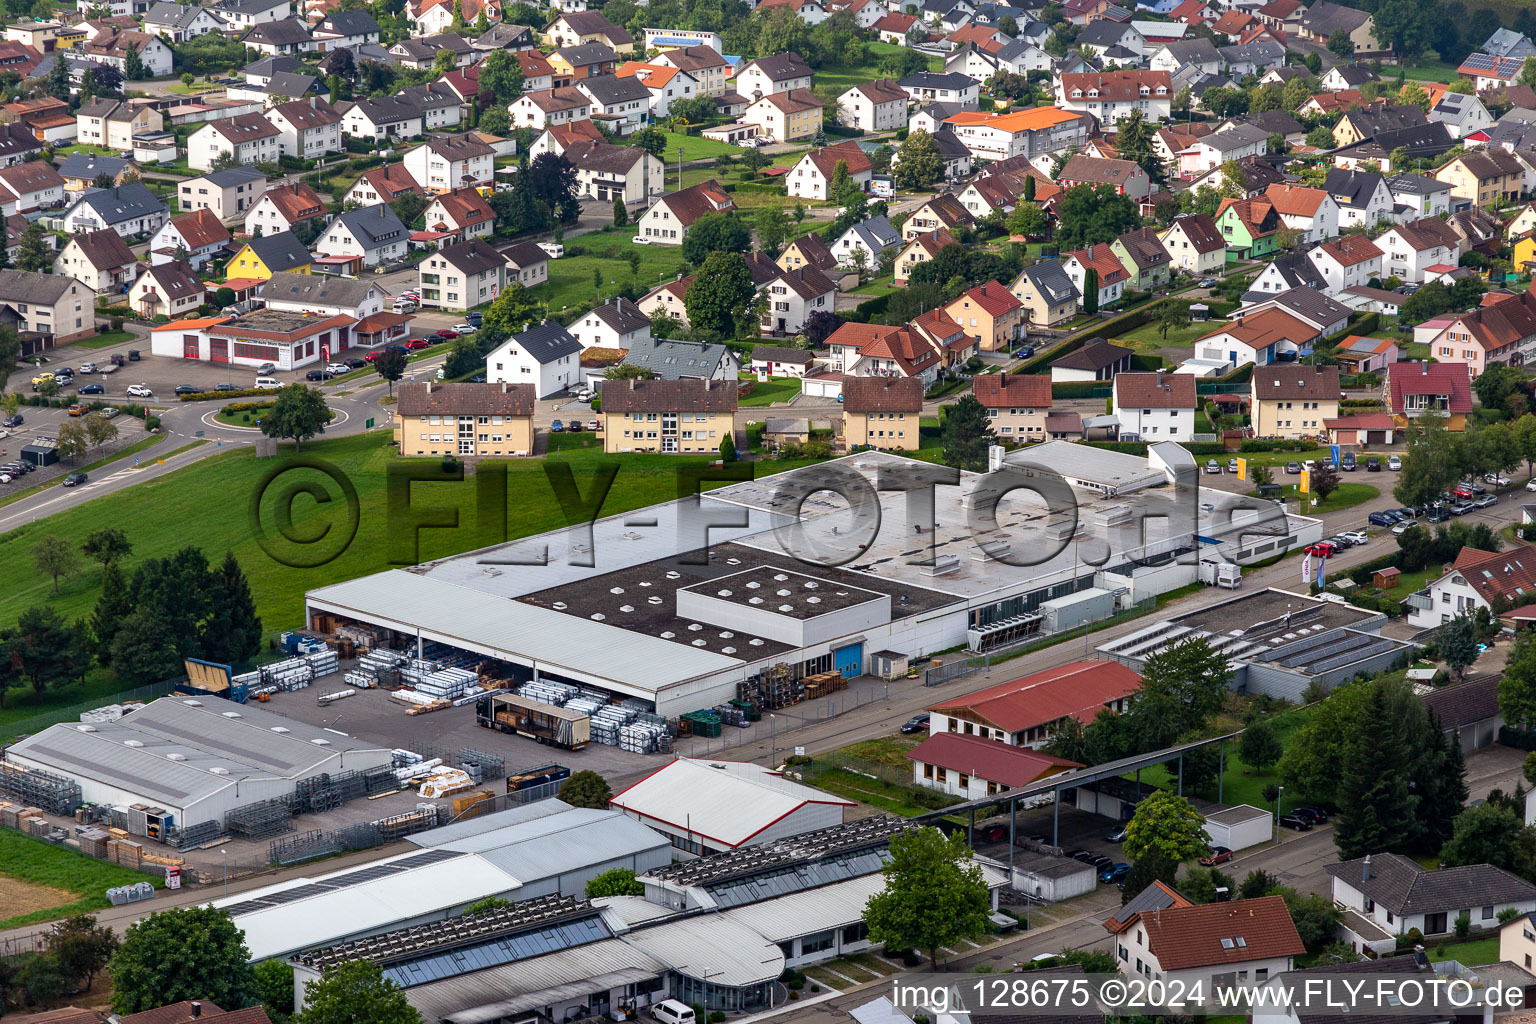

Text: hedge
xmin=1324 ymin=311 xmax=1380 ymax=346
xmin=1499 ymin=727 xmax=1536 ymax=751
xmin=1050 ymin=379 xmax=1106 ymax=399
xmin=853 ymin=293 xmax=893 ymax=320
xmin=1238 ymin=438 xmax=1315 ymax=452
xmin=731 ymin=182 xmax=786 ymax=195
xmin=1086 ymin=440 xmax=1229 ymax=457
xmin=177 ymin=388 xmax=271 ymax=402
xmin=220 ymin=400 xmax=276 ymax=414
xmin=1129 ymin=353 xmax=1163 ymax=371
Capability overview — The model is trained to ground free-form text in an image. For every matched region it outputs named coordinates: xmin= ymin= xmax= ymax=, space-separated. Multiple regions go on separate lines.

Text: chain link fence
xmin=1 ymin=681 xmax=181 ymax=743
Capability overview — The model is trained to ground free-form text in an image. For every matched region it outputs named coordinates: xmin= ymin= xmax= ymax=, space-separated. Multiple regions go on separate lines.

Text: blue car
xmin=1367 ymin=511 xmax=1396 ymax=527
xmin=1100 ymin=863 xmax=1131 ymax=883
xmin=550 ymin=419 xmax=564 ymax=432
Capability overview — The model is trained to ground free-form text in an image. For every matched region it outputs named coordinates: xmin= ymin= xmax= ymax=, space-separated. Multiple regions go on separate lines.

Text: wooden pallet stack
xmin=802 ymin=672 xmax=847 ymax=700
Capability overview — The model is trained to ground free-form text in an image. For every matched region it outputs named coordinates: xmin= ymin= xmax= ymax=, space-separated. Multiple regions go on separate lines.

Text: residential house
xmin=564 ymin=141 xmax=664 ymax=203
xmin=893 ymin=228 xmax=957 ymax=285
xmin=1262 ymin=183 xmax=1338 ymax=245
xmin=1297 ymin=0 xmax=1380 ymax=52
xmin=1149 ymin=37 xmax=1220 ymax=75
xmin=541 ymin=11 xmax=632 ymax=52
xmin=575 ymin=71 xmax=650 ymax=132
xmin=500 ymin=241 xmax=548 ymax=290
xmin=1113 ymin=370 xmax=1196 ymax=440
xmin=227 ymin=229 xmax=311 ymax=280
xmin=1115 ymin=895 xmax=1304 ymax=989
xmin=1055 ymin=70 xmax=1172 ymax=124
xmin=838 ymin=79 xmax=908 ymax=133
xmin=1243 ymin=286 xmax=1351 ymax=338
xmin=0 ymin=159 xmax=63 ymax=212
xmin=749 ymin=345 xmax=814 ymax=378
xmin=127 ymin=261 xmax=201 ymax=319
xmin=633 ymin=179 xmax=734 ymax=246
xmin=1388 ymin=360 xmax=1473 ymax=430
xmin=1249 ymin=364 xmax=1340 ymax=438
xmin=1323 ymin=168 xmax=1393 ymax=229
xmin=761 ymin=265 xmax=837 ymax=336
xmin=928 ymin=659 xmax=1139 ymax=749
xmin=786 ymin=140 xmax=873 ymax=201
xmin=0 ymin=269 xmax=91 ymax=349
xmin=142 ymin=2 xmax=227 ymax=41
xmin=1176 ymin=124 xmax=1269 ymax=180
xmin=314 ymin=204 xmax=407 ymax=267
xmin=824 ymin=321 xmax=940 ymax=384
xmin=259 ymin=272 xmax=384 ymax=318
xmin=1158 ymin=213 xmax=1225 ymax=276
xmin=638 ymin=276 xmax=694 ymax=328
xmin=402 ymin=135 xmax=496 ymax=194
xmin=212 ymin=0 xmax=291 ymax=30
xmin=343 ymin=163 xmax=423 ymax=207
xmin=1010 ymin=258 xmax=1079 ymax=328
xmin=973 ymin=370 xmax=1051 ymax=441
xmin=1436 ymin=148 xmax=1526 ymax=207
xmin=242 ymin=17 xmax=313 ymax=55
xmin=902 ymin=194 xmax=972 ymax=242
xmin=1242 ymin=251 xmax=1329 ymax=304
xmin=1074 ymin=19 xmax=1146 ymax=60
xmin=1218 ymin=39 xmax=1284 ymax=76
xmin=1500 ymin=908 xmax=1536 ymax=967
xmin=898 ymin=71 xmax=981 ymax=108
xmin=512 ymin=50 xmax=555 ymax=93
xmin=842 ymin=376 xmax=923 ymax=451
xmin=1375 ymin=216 xmax=1461 ymax=284
xmin=1421 ymin=290 xmax=1536 ymax=377
xmin=777 ymin=232 xmax=840 ymax=279
xmin=53 ymin=227 xmax=136 ymax=297
xmin=1062 ymin=244 xmax=1129 ymax=309
xmin=264 ymin=97 xmax=341 ymax=159
xmin=832 ymin=215 xmax=902 ymax=271
xmin=177 ymin=166 xmax=266 ymax=219
xmin=744 ymin=90 xmax=823 ymax=143
xmin=1331 ymin=334 xmax=1402 ymax=375
xmin=187 ymin=113 xmax=280 ymax=171
xmin=488 ymin=320 xmax=583 ymax=398
xmin=618 ymin=337 xmax=739 ymax=381
xmin=599 ymin=378 xmax=738 ymax=454
xmin=338 ymin=96 xmax=425 ymax=140
xmin=421 ymin=188 xmax=495 ymax=244
xmin=243 ymin=181 xmax=326 ymax=238
xmin=508 ymin=87 xmax=592 ymax=130
xmin=418 ymin=238 xmax=505 ymax=313
xmin=1057 ymin=152 xmax=1152 ymax=199
xmin=1051 ymin=338 xmax=1132 ymax=382
xmin=1386 ymin=173 xmax=1453 ymax=220
xmin=1318 ymin=64 xmax=1378 ymax=93
xmin=1429 ymin=91 xmax=1492 ymax=140
xmin=396 ymin=382 xmax=535 ymax=458
xmin=1456 ymin=52 xmax=1525 ymax=91
xmin=734 ymin=53 xmax=813 ymax=101
xmin=1332 ymin=102 xmax=1426 ymax=148
xmin=1191 ymin=307 xmax=1318 ymax=368
xmin=148 ymin=208 xmax=228 ymax=269
xmin=74 ymin=97 xmax=160 ymax=151
xmin=388 ymin=34 xmax=474 ymax=70
xmin=872 ymin=10 xmax=919 ymax=42
xmin=1110 ymin=227 xmax=1171 ymax=290
xmin=77 ymin=29 xmax=171 ymax=78
xmin=1214 ymin=196 xmax=1281 ymax=261
xmin=1449 ymin=206 xmax=1503 ymax=255
xmin=570 ymin=297 xmax=650 ymax=351
xmin=60 ymin=181 xmax=165 ymax=238
xmin=614 ymin=62 xmax=698 ymax=118
xmin=1327 ymin=853 xmax=1536 ymax=937
xmin=1308 ymin=234 xmax=1384 ymax=295
xmin=908 ymin=306 xmax=977 ymax=370
xmin=650 ymin=45 xmax=730 ymax=98
xmin=55 ymin=153 xmax=135 ymax=194
xmin=945 ymin=281 xmax=1024 ymax=352
xmin=941 ymin=108 xmax=1088 ymax=164
xmin=408 ymin=0 xmax=499 ymax=36
xmin=312 ymin=10 xmax=380 ymax=48
xmin=530 ymin=118 xmax=604 ymax=160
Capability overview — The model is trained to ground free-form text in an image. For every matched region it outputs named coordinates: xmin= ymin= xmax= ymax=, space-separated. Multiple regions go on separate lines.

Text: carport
xmin=20 ymin=442 xmax=58 ymax=467
xmin=915 ymin=730 xmax=1242 ymax=876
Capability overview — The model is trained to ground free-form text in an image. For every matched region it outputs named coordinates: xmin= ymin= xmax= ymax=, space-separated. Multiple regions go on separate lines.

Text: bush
xmin=854 ymin=293 xmax=893 ymax=320
xmin=177 ymin=388 xmax=272 ymax=401
xmin=1404 ymin=928 xmax=1424 ymax=947
xmin=1454 ymin=913 xmax=1471 ymax=939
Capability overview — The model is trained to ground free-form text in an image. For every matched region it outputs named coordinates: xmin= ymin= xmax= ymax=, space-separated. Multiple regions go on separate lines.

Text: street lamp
xmin=1273 ymin=786 xmax=1284 ymax=844
xmin=769 ymin=713 xmax=776 ymax=767
xmin=221 ymin=848 xmax=228 ymax=898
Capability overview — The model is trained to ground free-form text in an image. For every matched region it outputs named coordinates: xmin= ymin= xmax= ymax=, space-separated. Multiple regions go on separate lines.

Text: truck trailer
xmin=476 ymin=693 xmax=591 ymax=750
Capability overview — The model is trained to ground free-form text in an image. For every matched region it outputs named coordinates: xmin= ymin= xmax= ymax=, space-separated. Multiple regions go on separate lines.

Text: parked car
xmin=1340 ymin=453 xmax=1356 ymax=471
xmin=983 ymin=824 xmax=1008 ymax=842
xmin=61 ymin=471 xmax=88 ymax=487
xmin=102 ymin=407 xmax=119 ymax=419
xmin=566 ymin=420 xmax=583 ymax=432
xmin=1069 ymin=850 xmax=1096 ymax=863
xmin=1367 ymin=511 xmax=1396 ymax=527
xmin=173 ymin=384 xmax=200 ymax=395
xmin=1100 ymin=863 xmax=1131 ymax=884
xmin=435 ymin=329 xmax=458 ymax=340
xmin=537 ymin=242 xmax=564 ymax=259
xmin=1285 ymin=461 xmax=1301 ymax=474
xmin=1392 ymin=521 xmax=1413 ymax=535
xmin=1294 ymin=806 xmax=1329 ymax=824
xmin=1342 ymin=531 xmax=1368 ymax=545
xmin=1278 ymin=814 xmax=1313 ymax=831
xmin=589 ymin=419 xmax=601 ymax=431
xmin=1087 ymin=854 xmax=1115 ymax=872
xmin=1205 ymin=459 xmax=1221 ymax=475
xmin=78 ymin=362 xmax=96 ymax=374
xmin=899 ymin=713 xmax=930 ymax=734
xmin=632 ymin=235 xmax=651 ymax=245
xmin=127 ymin=350 xmax=140 ymax=361
xmin=326 ymin=363 xmax=349 ymax=375
xmin=453 ymin=323 xmax=476 ymax=334
xmin=0 ymin=472 xmax=16 ymax=484
xmin=214 ymin=382 xmax=239 ymax=392
xmin=1227 ymin=458 xmax=1239 ymax=472
xmin=466 ymin=311 xmax=484 ymax=327
xmin=1427 ymin=508 xmax=1451 ymax=523
xmin=1476 ymin=494 xmax=1498 ymax=508
xmin=66 ymin=403 xmax=87 ymax=416
xmin=1198 ymin=846 xmax=1233 ymax=866
xmin=258 ymin=362 xmax=277 ymax=375
xmin=78 ymin=383 xmax=104 ymax=395
xmin=1199 ymin=277 xmax=1219 ymax=288
xmin=1014 ymin=345 xmax=1035 ymax=359
xmin=1389 ymin=455 xmax=1402 ymax=471
xmin=1366 ymin=457 xmax=1381 ymax=471
xmin=125 ymin=384 xmax=153 ymax=398
xmin=30 ymin=372 xmax=53 ymax=389
xmin=1105 ymin=826 xmax=1128 ymax=842
xmin=345 ymin=358 xmax=367 ymax=369
xmin=550 ymin=419 xmax=564 ymax=432
xmin=2 ymin=413 xmax=21 ymax=427
xmin=404 ymin=338 xmax=431 ymax=350
xmin=1452 ymin=501 xmax=1475 ymax=516
xmin=1486 ymin=473 xmax=1511 ymax=487
xmin=305 ymin=369 xmax=334 ymax=381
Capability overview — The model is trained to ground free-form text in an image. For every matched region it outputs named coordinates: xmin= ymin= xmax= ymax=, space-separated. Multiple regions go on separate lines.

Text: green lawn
xmin=1427 ymin=936 xmax=1501 ymax=964
xmin=1133 ymin=705 xmax=1317 ymax=814
xmin=71 ymin=330 xmax=136 ymax=350
xmin=1113 ymin=315 xmax=1219 ymax=350
xmin=739 ymin=374 xmax=803 ymax=407
xmin=634 ymin=130 xmax=753 ymax=162
xmin=215 ymin=403 xmax=272 ymax=427
xmin=1397 ymin=61 xmax=1463 ymax=84
xmin=1266 ymin=481 xmax=1381 ymax=514
xmin=534 ymin=233 xmax=688 ymax=315
xmin=0 ymin=431 xmax=823 ymax=726
xmin=0 ymin=828 xmax=162 ymax=930
xmin=852 ymin=279 xmax=901 ymax=298
xmin=165 ymin=81 xmax=221 ymax=94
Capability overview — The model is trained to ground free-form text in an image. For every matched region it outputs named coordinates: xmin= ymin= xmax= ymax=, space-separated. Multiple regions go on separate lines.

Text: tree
xmin=802 ymin=309 xmax=844 ymax=346
xmin=756 ymin=205 xmax=790 ymax=255
xmin=444 ymin=335 xmax=482 ymax=378
xmin=585 ymin=867 xmax=644 ymax=898
xmin=80 ymin=528 xmax=132 ymax=571
xmin=50 ymin=915 xmax=117 ymax=991
xmin=1310 ymin=462 xmax=1339 ymax=502
xmin=479 ymin=106 xmax=510 ymax=136
xmin=1474 ymin=362 xmax=1523 ymax=414
xmin=1240 ymin=718 xmax=1282 ymax=774
xmin=1119 ymin=850 xmax=1178 ymax=903
xmin=1276 ymin=887 xmax=1345 ymax=951
xmin=1123 ymin=790 xmax=1208 ymax=864
xmin=260 ymin=385 xmax=331 ymax=452
xmin=1053 ymin=183 xmax=1139 ymax=249
xmin=373 ymin=348 xmax=407 ymax=397
xmin=1128 ymin=635 xmax=1231 ymax=749
xmin=109 ymin=608 xmax=183 ymax=686
xmin=46 ymin=49 xmax=71 ymax=100
xmin=91 ymin=560 xmax=133 ymax=667
xmin=1239 ymin=868 xmax=1280 ymax=900
xmin=294 ymin=961 xmax=421 ymax=1024
xmin=1114 ymin=109 xmax=1159 ymax=181
xmin=253 ymin=959 xmax=296 ymax=1020
xmin=527 ymin=153 xmax=580 ymax=223
xmin=1333 ymin=682 xmax=1419 ymax=859
xmin=1521 ymin=56 xmax=1536 ymax=90
xmin=110 ymin=906 xmax=255 ymax=1013
xmin=1180 ymin=865 xmax=1235 ymax=903
xmin=1082 ymin=267 xmax=1099 ymax=314
xmin=123 ymin=43 xmax=143 ymax=81
xmin=432 ymin=47 xmax=458 ymax=75
xmin=1006 ymin=202 xmax=1047 ymax=239
xmin=1440 ymin=802 xmax=1535 ymax=876
xmin=16 ymin=222 xmax=48 ymax=273
xmin=939 ymin=395 xmax=995 ymax=472
xmin=863 ymin=827 xmax=991 ymax=969
xmin=33 ymin=535 xmax=77 ymax=594
xmin=1327 ymin=28 xmax=1355 ymax=57
xmin=612 ymin=194 xmax=628 ymax=228
xmin=681 ymin=212 xmax=752 ymax=264
xmin=719 ymin=431 xmax=738 ymax=462
xmin=893 ymin=129 xmax=943 ymax=191
xmin=1158 ymin=301 xmax=1190 ymax=340
xmin=204 ymin=551 xmax=262 ymax=664
xmin=1439 ymin=612 xmax=1480 ymax=681
xmin=83 ymin=411 xmax=118 ymax=449
xmin=558 ymin=769 xmax=612 ymax=808
xmin=683 ymin=251 xmax=755 ymax=337
xmin=1304 ymin=50 xmax=1323 ymax=75
xmin=54 ymin=420 xmax=89 ymax=463
xmin=1505 ymin=632 xmax=1536 ymax=730
xmin=630 ymin=125 xmax=668 ymax=159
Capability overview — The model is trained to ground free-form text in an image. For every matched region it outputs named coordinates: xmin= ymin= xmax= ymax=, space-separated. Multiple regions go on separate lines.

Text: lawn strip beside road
xmin=63 ymin=330 xmax=136 ymax=351
xmin=0 ymin=433 xmax=166 ymax=510
xmin=0 ymin=828 xmax=161 ymax=930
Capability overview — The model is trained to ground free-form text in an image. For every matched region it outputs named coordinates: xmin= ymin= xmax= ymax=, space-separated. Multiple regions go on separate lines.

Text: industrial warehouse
xmin=302 ymin=446 xmax=1326 ymax=720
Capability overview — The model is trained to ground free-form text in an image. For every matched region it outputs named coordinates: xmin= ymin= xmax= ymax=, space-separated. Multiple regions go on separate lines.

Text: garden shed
xmin=1372 ymin=567 xmax=1400 ymax=589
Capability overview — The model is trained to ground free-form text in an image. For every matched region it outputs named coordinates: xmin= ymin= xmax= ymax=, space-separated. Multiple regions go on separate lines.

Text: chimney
xmin=1156 ymin=368 xmax=1163 ymax=388
xmin=630 ymin=378 xmax=638 ymax=390
xmin=501 ymin=381 xmax=508 ymax=393
xmin=1362 ymin=853 xmax=1371 ymax=882
xmin=426 ymin=380 xmax=432 ymax=393
xmin=191 ymin=1004 xmax=202 ymax=1019
xmin=1413 ymin=945 xmax=1429 ymax=969
xmin=1422 ymin=361 xmax=1428 ymax=374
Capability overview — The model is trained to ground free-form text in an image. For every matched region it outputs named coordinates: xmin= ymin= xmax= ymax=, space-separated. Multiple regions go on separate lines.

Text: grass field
xmin=215 ymin=403 xmax=272 ymax=427
xmin=1113 ymin=314 xmax=1217 ymax=350
xmin=71 ymin=330 xmax=136 ymax=351
xmin=739 ymin=375 xmax=804 ymax=407
xmin=1428 ymin=936 xmax=1501 ymax=963
xmin=1262 ymin=480 xmax=1380 ymax=514
xmin=0 ymin=828 xmax=161 ymax=930
xmin=851 ymin=279 xmax=901 ymax=298
xmin=1397 ymin=61 xmax=1464 ymax=84
xmin=1133 ymin=705 xmax=1316 ymax=814
xmin=532 ymin=232 xmax=688 ymax=314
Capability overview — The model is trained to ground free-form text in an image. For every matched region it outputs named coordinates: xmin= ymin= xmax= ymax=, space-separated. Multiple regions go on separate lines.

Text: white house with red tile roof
xmin=1387 ymin=359 xmax=1473 ymax=429
xmin=614 ymin=62 xmax=698 ymax=117
xmin=1373 ymin=216 xmax=1462 ymax=283
xmin=1407 ymin=544 xmax=1536 ymax=627
xmin=1307 ymin=235 xmax=1383 ymax=295
xmin=1113 ymin=370 xmax=1198 ymax=441
xmin=972 ymin=371 xmax=1052 ymax=441
xmin=1116 ymin=895 xmax=1305 ymax=990
xmin=823 ymin=320 xmax=940 ymax=384
xmin=785 ymin=140 xmax=873 ymax=201
xmin=1192 ymin=307 xmax=1318 ymax=368
xmin=926 ymin=660 xmax=1141 ymax=748
xmin=1062 ymin=244 xmax=1130 ymax=308
xmin=907 ymin=733 xmax=1080 ymax=799
xmin=1263 ymin=183 xmax=1338 ymax=244
xmin=633 ymin=179 xmax=735 ymax=245
xmin=149 ymin=209 xmax=229 ymax=269
xmin=872 ymin=10 xmax=919 ymax=42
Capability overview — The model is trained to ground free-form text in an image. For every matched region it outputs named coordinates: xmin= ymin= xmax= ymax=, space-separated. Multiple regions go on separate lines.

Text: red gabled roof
xmin=1316 ymin=233 xmax=1383 ymax=268
xmin=1387 ymin=360 xmax=1472 ymax=415
xmin=972 ymin=371 xmax=1051 ymax=408
xmin=1142 ymin=896 xmax=1306 ymax=971
xmin=905 ymin=733 xmax=1081 ymax=788
xmin=1450 ymin=545 xmax=1536 ymax=606
xmin=1065 ymin=244 xmax=1129 ymax=286
xmin=926 ymin=660 xmax=1141 ymax=733
xmin=953 ymin=280 xmax=1022 ymax=319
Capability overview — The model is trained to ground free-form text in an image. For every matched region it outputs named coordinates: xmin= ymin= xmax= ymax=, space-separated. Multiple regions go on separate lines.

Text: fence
xmin=924 ymin=653 xmax=993 ymax=687
xmin=674 ymin=680 xmax=892 ymax=758
xmin=1 ymin=680 xmax=181 ymax=743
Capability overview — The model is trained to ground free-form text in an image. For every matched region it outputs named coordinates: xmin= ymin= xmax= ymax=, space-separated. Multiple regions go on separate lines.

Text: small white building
xmin=569 ymin=297 xmax=650 ymax=351
xmin=1373 ymin=216 xmax=1461 ymax=284
xmin=1306 ymin=235 xmax=1384 ymax=295
xmin=187 ymin=113 xmax=281 ymax=171
xmin=1201 ymin=805 xmax=1271 ymax=852
xmin=487 ymin=319 xmax=584 ymax=398
xmin=609 ymin=756 xmax=855 ymax=856
xmin=264 ymin=97 xmax=342 ymax=160
xmin=313 ymin=205 xmax=408 ymax=268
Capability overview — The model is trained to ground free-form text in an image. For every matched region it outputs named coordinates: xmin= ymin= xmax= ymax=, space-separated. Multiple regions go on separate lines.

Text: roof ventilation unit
xmin=270 ymin=726 xmax=291 ymax=733
xmin=210 ymin=767 xmax=230 ymax=775
xmin=182 ymin=699 xmax=204 ymax=707
xmin=167 ymin=753 xmax=187 ymax=761
xmin=553 ymin=601 xmax=567 ymax=610
xmin=222 ymin=711 xmax=242 ymax=718
xmin=311 ymin=738 xmax=331 ymax=745
xmin=76 ymin=724 xmax=97 ymax=732
xmin=124 ymin=739 xmax=144 ymax=747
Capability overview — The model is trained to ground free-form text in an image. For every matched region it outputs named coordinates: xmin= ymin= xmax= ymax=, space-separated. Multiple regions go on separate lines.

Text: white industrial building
xmin=609 ymin=757 xmax=855 ymax=856
xmin=4 ymin=697 xmax=392 ymax=829
xmin=215 ymin=799 xmax=673 ymax=961
xmin=302 ymin=446 xmax=1326 ymax=718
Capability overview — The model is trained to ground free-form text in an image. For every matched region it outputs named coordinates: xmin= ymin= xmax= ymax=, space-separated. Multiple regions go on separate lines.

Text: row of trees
xmin=1393 ymin=409 xmax=1536 ymax=507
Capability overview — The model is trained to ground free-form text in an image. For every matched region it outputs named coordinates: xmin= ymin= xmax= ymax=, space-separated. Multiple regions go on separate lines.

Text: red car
xmin=1198 ymin=846 xmax=1232 ymax=866
xmin=404 ymin=338 xmax=431 ymax=350
xmin=364 ymin=350 xmax=384 ymax=362
xmin=435 ymin=328 xmax=458 ymax=340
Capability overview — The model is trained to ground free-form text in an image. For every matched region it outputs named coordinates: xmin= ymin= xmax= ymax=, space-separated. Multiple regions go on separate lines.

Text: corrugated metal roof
xmin=623 ymin=913 xmax=786 ymax=987
xmin=406 ymin=799 xmax=573 ymax=846
xmin=406 ymin=941 xmax=665 ymax=1024
xmin=610 ymin=758 xmax=855 ymax=848
xmin=720 ymin=873 xmax=885 ymax=941
xmin=307 ymin=571 xmax=744 ymax=690
xmin=592 ymin=895 xmax=681 ymax=926
xmin=432 ymin=809 xmax=671 ymax=881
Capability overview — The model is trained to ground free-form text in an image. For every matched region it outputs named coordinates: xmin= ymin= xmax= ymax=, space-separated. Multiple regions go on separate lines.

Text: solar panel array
xmin=380 ymin=915 xmax=610 ymax=988
xmin=649 ymin=815 xmax=911 ymax=888
xmin=1460 ymin=52 xmax=1523 ymax=77
xmin=225 ymin=849 xmax=465 ymax=917
xmin=705 ymin=848 xmax=890 ymax=908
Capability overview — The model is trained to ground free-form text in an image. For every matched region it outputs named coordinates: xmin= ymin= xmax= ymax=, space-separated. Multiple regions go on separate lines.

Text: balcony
xmin=1405 ymin=590 xmax=1432 ymax=611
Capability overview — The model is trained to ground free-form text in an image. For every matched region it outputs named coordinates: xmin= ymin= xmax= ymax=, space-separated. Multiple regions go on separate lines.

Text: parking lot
xmin=0 ymin=404 xmax=152 ymax=490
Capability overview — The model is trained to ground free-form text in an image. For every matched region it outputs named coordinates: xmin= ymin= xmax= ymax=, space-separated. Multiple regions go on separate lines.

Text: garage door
xmin=209 ymin=338 xmax=228 ymax=363
xmin=834 ymin=642 xmax=862 ymax=678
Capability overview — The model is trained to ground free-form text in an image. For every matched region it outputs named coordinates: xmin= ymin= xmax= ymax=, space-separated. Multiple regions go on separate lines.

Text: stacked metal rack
xmin=224 ymin=798 xmax=294 ymax=840
xmin=165 ymin=819 xmax=226 ymax=849
xmin=620 ymin=713 xmax=671 ymax=754
xmin=292 ymin=765 xmax=399 ymax=814
xmin=518 ymin=680 xmax=578 ymax=705
xmin=0 ymin=761 xmax=82 ymax=815
xmin=590 ymin=703 xmax=639 ymax=745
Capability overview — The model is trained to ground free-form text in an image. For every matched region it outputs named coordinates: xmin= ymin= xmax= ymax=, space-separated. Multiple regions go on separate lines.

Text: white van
xmin=651 ymin=1001 xmax=694 ymax=1024
xmin=393 ymin=298 xmax=418 ymax=314
xmin=254 ymin=377 xmax=282 ymax=390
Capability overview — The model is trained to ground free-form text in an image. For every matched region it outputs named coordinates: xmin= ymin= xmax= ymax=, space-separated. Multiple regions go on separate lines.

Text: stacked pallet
xmin=518 ymin=680 xmax=578 ymax=705
xmin=803 ymin=672 xmax=847 ymax=700
xmin=620 ymin=721 xmax=669 ymax=753
xmin=413 ymin=667 xmax=478 ymax=701
xmin=78 ymin=827 xmax=110 ymax=859
xmin=590 ymin=704 xmax=639 ymax=745
xmin=109 ymin=839 xmax=143 ymax=867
